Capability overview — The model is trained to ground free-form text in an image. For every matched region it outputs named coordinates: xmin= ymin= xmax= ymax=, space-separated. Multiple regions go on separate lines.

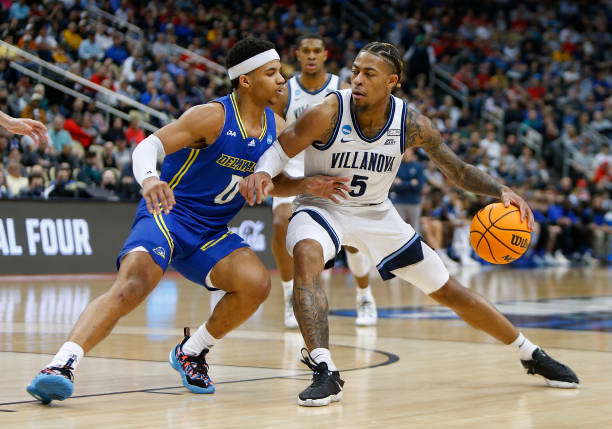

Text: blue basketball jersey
xmin=160 ymin=93 xmax=277 ymax=227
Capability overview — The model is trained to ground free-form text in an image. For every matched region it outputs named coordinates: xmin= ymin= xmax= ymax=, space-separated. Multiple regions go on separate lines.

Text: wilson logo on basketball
xmin=510 ymin=234 xmax=529 ymax=249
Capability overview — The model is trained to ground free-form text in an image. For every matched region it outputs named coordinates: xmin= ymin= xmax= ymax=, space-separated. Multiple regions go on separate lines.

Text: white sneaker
xmin=543 ymin=253 xmax=558 ymax=266
xmin=284 ymin=293 xmax=298 ymax=328
xmin=554 ymin=250 xmax=570 ymax=266
xmin=355 ymin=296 xmax=377 ymax=326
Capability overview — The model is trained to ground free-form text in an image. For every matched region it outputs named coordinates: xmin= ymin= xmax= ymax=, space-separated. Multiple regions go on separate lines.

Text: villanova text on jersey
xmin=330 ymin=151 xmax=396 ymax=173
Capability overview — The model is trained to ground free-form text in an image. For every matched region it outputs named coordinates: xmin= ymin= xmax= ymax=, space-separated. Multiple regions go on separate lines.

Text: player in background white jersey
xmin=241 ymin=42 xmax=578 ymax=407
xmin=271 ymin=34 xmax=377 ymax=328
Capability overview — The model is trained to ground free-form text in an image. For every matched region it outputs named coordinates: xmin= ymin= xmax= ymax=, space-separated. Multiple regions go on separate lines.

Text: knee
xmin=108 ymin=277 xmax=151 ymax=313
xmin=293 ymin=240 xmax=325 ymax=278
xmin=241 ymin=269 xmax=271 ymax=304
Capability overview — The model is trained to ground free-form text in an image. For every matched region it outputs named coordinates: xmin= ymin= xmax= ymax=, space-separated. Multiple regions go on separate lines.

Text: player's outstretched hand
xmin=142 ymin=177 xmax=175 ymax=215
xmin=304 ymin=175 xmax=350 ymax=204
xmin=240 ymin=172 xmax=274 ymax=206
xmin=5 ymin=117 xmax=48 ymax=143
xmin=501 ymin=186 xmax=534 ymax=230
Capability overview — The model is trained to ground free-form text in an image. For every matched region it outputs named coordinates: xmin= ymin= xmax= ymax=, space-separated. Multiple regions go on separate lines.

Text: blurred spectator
xmin=22 ymin=139 xmax=54 ymax=168
xmin=64 ymin=112 xmax=93 ymax=149
xmin=0 ymin=167 xmax=8 ymax=199
xmin=125 ymin=112 xmax=145 ymax=145
xmin=99 ymin=168 xmax=119 ymax=201
xmin=48 ymin=115 xmax=73 ymax=153
xmin=95 ymin=23 xmax=113 ymax=52
xmin=77 ymin=150 xmax=103 ymax=185
xmin=19 ymin=173 xmax=45 ymax=199
xmin=78 ymin=30 xmax=104 ymax=61
xmin=103 ymin=117 xmax=125 ymax=142
xmin=56 ymin=142 xmax=79 ymax=170
xmin=9 ymin=0 xmax=29 ymax=21
xmin=392 ymin=148 xmax=425 ymax=234
xmin=45 ymin=162 xmax=79 ymax=199
xmin=114 ymin=136 xmax=131 ymax=169
xmin=9 ymin=85 xmax=27 ymax=117
xmin=21 ymin=93 xmax=46 ymax=123
xmin=62 ymin=21 xmax=82 ymax=55
xmin=106 ymin=34 xmax=129 ymax=65
xmin=35 ymin=25 xmax=58 ymax=63
xmin=101 ymin=141 xmax=118 ymax=169
xmin=6 ymin=159 xmax=27 ymax=196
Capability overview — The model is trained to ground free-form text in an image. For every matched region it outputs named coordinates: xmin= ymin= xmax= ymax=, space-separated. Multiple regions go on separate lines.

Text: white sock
xmin=510 ymin=332 xmax=539 ymax=360
xmin=356 ymin=285 xmax=373 ymax=301
xmin=183 ymin=322 xmax=218 ymax=356
xmin=281 ymin=280 xmax=293 ymax=298
xmin=310 ymin=347 xmax=338 ymax=371
xmin=48 ymin=341 xmax=84 ymax=371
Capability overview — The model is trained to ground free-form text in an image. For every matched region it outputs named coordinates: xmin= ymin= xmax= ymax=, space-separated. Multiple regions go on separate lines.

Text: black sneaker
xmin=297 ymin=348 xmax=344 ymax=407
xmin=521 ymin=348 xmax=579 ymax=388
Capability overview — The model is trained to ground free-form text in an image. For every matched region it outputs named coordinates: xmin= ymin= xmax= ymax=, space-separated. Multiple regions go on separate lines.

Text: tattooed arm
xmin=277 ymin=94 xmax=340 ymax=157
xmin=405 ymin=109 xmax=534 ymax=228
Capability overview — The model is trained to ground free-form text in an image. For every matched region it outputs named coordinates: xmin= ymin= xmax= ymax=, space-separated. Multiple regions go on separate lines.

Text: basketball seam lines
xmin=486 ymin=207 xmax=524 ymax=257
xmin=473 ymin=207 xmax=521 ymax=262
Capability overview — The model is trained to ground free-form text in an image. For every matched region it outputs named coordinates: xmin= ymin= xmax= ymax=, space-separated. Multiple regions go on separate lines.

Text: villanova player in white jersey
xmin=242 ymin=42 xmax=579 ymax=407
xmin=271 ymin=34 xmax=377 ymax=328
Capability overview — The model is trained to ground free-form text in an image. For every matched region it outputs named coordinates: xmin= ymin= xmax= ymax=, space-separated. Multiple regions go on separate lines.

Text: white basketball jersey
xmin=283 ymin=74 xmax=342 ymax=177
xmin=298 ymin=88 xmax=407 ymax=207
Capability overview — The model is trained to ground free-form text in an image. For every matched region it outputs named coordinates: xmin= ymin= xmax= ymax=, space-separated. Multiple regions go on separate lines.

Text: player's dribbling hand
xmin=500 ymin=186 xmax=534 ymax=231
xmin=142 ymin=177 xmax=175 ymax=215
xmin=304 ymin=175 xmax=350 ymax=204
xmin=240 ymin=172 xmax=274 ymax=206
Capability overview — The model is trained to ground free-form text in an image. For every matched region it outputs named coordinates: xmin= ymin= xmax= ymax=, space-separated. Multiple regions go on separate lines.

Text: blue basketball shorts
xmin=117 ymin=201 xmax=249 ymax=290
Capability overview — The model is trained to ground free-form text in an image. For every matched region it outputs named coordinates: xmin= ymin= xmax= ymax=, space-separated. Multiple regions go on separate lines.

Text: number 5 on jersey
xmin=349 ymin=175 xmax=368 ymax=197
xmin=214 ymin=174 xmax=242 ymax=204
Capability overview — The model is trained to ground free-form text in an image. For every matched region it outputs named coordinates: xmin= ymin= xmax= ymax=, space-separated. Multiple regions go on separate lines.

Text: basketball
xmin=469 ymin=202 xmax=531 ymax=264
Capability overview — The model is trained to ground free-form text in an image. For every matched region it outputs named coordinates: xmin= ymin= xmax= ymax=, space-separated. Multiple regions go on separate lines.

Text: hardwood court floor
xmin=0 ymin=266 xmax=611 ymax=428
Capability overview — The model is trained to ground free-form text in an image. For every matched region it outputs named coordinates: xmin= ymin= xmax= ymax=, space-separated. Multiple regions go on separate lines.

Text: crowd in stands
xmin=1 ymin=0 xmax=612 ymax=266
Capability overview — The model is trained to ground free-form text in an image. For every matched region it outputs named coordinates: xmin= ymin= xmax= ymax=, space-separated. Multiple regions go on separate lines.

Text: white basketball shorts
xmin=286 ymin=199 xmax=449 ymax=294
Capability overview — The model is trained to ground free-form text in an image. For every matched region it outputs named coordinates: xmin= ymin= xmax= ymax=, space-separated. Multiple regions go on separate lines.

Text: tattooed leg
xmin=292 ymin=239 xmax=328 ymax=350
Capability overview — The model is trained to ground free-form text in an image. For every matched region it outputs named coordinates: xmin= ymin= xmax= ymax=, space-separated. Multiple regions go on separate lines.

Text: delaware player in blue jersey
xmin=26 ymin=38 xmax=350 ymax=404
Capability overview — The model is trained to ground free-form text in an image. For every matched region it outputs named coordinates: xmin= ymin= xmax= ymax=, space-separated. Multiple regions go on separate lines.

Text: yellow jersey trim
xmin=153 ymin=211 xmax=174 ymax=263
xmin=168 ymin=149 xmax=199 ymax=190
xmin=230 ymin=93 xmax=267 ymax=140
xmin=200 ymin=231 xmax=232 ymax=252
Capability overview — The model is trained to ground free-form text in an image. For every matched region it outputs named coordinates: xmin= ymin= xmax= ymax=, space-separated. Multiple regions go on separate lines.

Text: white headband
xmin=227 ymin=49 xmax=280 ymax=80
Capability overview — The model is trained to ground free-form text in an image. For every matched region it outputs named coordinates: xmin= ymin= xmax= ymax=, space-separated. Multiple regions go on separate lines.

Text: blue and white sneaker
xmin=168 ymin=327 xmax=215 ymax=394
xmin=27 ymin=358 xmax=75 ymax=404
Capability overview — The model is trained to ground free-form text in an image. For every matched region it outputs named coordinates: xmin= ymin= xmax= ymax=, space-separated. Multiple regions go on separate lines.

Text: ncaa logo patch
xmin=152 ymin=246 xmax=166 ymax=259
xmin=342 ymin=125 xmax=352 ymax=135
xmin=267 ymin=135 xmax=273 ymax=144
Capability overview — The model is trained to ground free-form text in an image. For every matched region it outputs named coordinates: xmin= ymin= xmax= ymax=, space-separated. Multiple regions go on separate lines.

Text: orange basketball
xmin=469 ymin=202 xmax=531 ymax=264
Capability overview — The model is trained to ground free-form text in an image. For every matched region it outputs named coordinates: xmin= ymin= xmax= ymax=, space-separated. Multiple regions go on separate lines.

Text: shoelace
xmin=43 ymin=357 xmax=75 ymax=381
xmin=182 ymin=349 xmax=211 ymax=379
xmin=299 ymin=348 xmax=329 ymax=387
xmin=528 ymin=350 xmax=566 ymax=375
